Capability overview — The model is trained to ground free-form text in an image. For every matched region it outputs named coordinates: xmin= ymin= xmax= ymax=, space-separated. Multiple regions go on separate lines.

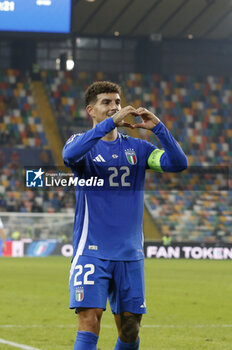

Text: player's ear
xmin=86 ymin=104 xmax=95 ymax=119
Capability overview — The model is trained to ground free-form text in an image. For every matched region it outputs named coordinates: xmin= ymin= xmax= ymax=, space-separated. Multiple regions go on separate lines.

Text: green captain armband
xmin=147 ymin=149 xmax=165 ymax=172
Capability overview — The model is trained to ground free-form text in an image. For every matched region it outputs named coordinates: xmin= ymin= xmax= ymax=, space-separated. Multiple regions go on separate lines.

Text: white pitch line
xmin=0 ymin=324 xmax=232 ymax=329
xmin=0 ymin=338 xmax=41 ymax=350
xmin=142 ymin=324 xmax=232 ymax=328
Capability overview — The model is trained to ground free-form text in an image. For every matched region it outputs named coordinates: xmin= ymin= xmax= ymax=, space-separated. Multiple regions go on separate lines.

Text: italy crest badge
xmin=75 ymin=287 xmax=84 ymax=302
xmin=125 ymin=149 xmax=137 ymax=165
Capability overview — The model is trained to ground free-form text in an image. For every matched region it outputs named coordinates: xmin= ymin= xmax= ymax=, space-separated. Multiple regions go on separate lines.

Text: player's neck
xmin=101 ymin=129 xmax=118 ymax=142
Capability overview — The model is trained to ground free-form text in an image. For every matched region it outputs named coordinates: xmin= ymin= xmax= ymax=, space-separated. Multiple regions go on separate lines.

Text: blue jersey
xmin=63 ymin=118 xmax=187 ymax=261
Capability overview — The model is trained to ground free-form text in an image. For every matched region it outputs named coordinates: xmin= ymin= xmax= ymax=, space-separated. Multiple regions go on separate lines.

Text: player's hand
xmin=112 ymin=106 xmax=138 ymax=128
xmin=132 ymin=107 xmax=160 ymax=130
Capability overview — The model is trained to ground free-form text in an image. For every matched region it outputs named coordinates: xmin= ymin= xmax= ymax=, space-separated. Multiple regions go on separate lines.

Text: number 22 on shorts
xmin=74 ymin=264 xmax=95 ymax=286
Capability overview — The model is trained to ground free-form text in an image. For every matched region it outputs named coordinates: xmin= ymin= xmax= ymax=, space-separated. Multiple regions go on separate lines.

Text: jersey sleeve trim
xmin=62 ymin=118 xmax=116 ymax=167
xmin=147 ymin=149 xmax=164 ymax=172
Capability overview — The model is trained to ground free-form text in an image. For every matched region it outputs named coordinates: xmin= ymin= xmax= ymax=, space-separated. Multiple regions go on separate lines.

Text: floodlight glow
xmin=66 ymin=59 xmax=75 ymax=71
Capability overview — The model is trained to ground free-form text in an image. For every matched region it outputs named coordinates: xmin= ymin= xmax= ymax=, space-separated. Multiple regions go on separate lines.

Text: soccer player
xmin=63 ymin=81 xmax=188 ymax=350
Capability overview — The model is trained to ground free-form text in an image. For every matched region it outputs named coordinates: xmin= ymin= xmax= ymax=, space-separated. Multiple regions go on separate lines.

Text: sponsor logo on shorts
xmin=76 ymin=287 xmax=84 ymax=302
xmin=88 ymin=245 xmax=98 ymax=250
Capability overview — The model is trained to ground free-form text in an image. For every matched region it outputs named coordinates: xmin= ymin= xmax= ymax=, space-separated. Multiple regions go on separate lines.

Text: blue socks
xmin=73 ymin=331 xmax=98 ymax=350
xmin=73 ymin=331 xmax=140 ymax=349
xmin=114 ymin=337 xmax=140 ymax=349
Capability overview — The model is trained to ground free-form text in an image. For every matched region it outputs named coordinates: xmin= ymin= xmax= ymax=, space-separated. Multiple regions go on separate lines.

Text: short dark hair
xmin=84 ymin=81 xmax=121 ymax=106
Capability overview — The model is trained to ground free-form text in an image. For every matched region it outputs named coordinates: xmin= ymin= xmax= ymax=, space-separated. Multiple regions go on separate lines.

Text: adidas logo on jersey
xmin=93 ymin=154 xmax=106 ymax=162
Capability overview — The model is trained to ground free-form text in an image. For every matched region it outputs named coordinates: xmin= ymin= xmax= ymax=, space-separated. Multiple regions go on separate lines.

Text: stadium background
xmin=0 ymin=1 xmax=232 ymax=350
xmin=0 ymin=0 xmax=231 ymax=256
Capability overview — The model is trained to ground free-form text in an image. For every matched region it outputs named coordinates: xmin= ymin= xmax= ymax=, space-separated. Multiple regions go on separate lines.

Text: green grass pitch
xmin=0 ymin=257 xmax=231 ymax=350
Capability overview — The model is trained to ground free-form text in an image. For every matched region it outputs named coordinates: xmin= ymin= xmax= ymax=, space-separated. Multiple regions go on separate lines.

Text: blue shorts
xmin=69 ymin=255 xmax=146 ymax=315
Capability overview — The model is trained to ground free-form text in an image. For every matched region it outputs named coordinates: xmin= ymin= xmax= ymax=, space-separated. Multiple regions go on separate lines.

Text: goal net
xmin=0 ymin=212 xmax=74 ymax=241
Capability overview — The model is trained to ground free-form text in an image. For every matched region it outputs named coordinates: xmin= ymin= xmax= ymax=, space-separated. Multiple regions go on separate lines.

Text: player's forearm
xmin=63 ymin=118 xmax=115 ymax=166
xmin=153 ymin=122 xmax=188 ymax=172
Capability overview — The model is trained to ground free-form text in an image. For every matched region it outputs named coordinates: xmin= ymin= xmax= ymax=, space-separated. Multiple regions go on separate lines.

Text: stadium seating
xmin=0 ymin=69 xmax=60 ymax=214
xmin=0 ymin=69 xmax=49 ymax=148
xmin=1 ymin=69 xmax=231 ymax=243
xmin=145 ymin=190 xmax=232 ymax=243
xmin=0 ymin=69 xmax=54 ymax=166
xmin=122 ymin=73 xmax=231 ymax=167
xmin=42 ymin=70 xmax=95 ymax=141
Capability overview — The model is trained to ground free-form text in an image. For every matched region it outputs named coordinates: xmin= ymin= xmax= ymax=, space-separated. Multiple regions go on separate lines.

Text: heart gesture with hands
xmin=112 ymin=106 xmax=160 ymax=130
xmin=132 ymin=107 xmax=160 ymax=130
